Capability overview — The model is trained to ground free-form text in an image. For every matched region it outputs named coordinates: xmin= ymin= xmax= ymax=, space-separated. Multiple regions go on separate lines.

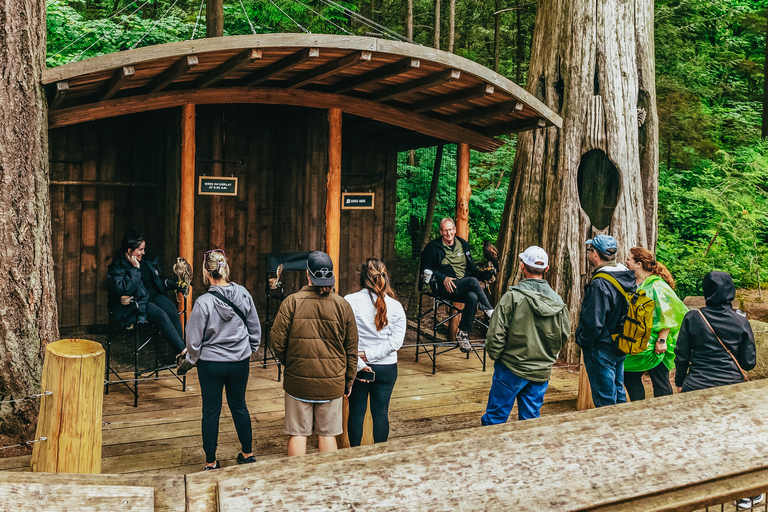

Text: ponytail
xmin=629 ymin=247 xmax=676 ymax=289
xmin=359 ymin=258 xmax=395 ymax=331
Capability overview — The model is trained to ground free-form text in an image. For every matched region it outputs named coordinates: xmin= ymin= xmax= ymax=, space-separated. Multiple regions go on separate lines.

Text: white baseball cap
xmin=519 ymin=246 xmax=549 ymax=269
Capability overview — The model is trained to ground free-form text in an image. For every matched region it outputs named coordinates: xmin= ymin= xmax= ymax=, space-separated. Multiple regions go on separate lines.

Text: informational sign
xmin=342 ymin=192 xmax=375 ymax=210
xmin=198 ymin=176 xmax=238 ymax=196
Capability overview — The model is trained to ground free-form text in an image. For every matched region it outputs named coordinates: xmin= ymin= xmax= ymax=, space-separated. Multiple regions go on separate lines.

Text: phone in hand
xmin=356 ymin=369 xmax=375 ymax=382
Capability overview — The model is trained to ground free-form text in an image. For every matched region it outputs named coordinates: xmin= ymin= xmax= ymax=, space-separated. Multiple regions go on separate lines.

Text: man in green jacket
xmin=481 ymin=246 xmax=570 ymax=424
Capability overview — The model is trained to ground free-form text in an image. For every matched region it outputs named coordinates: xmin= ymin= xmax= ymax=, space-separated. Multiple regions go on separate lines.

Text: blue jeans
xmin=481 ymin=360 xmax=549 ymax=425
xmin=581 ymin=343 xmax=627 ymax=407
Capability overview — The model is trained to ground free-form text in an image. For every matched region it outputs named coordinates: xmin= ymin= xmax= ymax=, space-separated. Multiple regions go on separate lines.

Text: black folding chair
xmin=263 ymin=251 xmax=312 ymax=381
xmin=414 ymin=274 xmax=487 ymax=375
xmin=104 ymin=297 xmax=187 ymax=407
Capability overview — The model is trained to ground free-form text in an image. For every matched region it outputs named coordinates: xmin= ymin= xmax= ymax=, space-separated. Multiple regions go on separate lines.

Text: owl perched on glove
xmin=173 ymin=257 xmax=192 ymax=297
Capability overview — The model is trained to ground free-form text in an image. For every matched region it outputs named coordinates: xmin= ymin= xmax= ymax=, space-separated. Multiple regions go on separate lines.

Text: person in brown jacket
xmin=270 ymin=251 xmax=358 ymax=456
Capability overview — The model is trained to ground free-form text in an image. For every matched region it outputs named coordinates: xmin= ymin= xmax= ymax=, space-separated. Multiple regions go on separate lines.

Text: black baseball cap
xmin=307 ymin=251 xmax=335 ymax=286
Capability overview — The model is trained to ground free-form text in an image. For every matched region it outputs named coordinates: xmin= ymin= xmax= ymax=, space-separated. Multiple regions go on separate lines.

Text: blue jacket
xmin=575 ymin=263 xmax=636 ymax=351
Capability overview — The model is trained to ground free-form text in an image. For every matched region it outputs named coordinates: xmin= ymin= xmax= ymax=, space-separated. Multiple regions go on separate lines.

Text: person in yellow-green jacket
xmin=623 ymin=247 xmax=688 ymax=400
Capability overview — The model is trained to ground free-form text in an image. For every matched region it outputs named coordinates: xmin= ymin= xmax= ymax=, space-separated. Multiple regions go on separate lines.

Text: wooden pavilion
xmin=43 ymin=34 xmax=561 ymax=329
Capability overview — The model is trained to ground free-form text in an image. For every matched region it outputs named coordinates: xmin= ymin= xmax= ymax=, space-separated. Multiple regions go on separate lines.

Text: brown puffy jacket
xmin=269 ymin=286 xmax=358 ymax=401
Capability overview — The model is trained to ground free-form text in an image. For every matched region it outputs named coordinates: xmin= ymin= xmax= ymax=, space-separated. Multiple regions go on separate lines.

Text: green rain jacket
xmin=624 ymin=275 xmax=688 ymax=373
xmin=485 ymin=279 xmax=570 ymax=383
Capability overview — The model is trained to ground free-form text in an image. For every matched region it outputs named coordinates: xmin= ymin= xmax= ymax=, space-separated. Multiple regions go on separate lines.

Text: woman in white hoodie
xmin=344 ymin=258 xmax=406 ymax=446
xmin=182 ymin=249 xmax=261 ymax=470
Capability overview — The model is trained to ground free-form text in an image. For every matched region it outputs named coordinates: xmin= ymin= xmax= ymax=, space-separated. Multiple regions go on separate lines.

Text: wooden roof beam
xmin=196 ymin=49 xmax=262 ymax=89
xmin=99 ymin=66 xmax=135 ymax=102
xmin=448 ymin=100 xmax=523 ymax=125
xmin=286 ymin=51 xmax=372 ymax=89
xmin=48 ymin=81 xmax=69 ymax=111
xmin=327 ymin=58 xmax=420 ymax=94
xmin=244 ymin=48 xmax=320 ymax=87
xmin=147 ymin=55 xmax=198 ymax=93
xmin=369 ymin=69 xmax=461 ymax=102
xmin=480 ymin=117 xmax=547 ymax=136
xmin=409 ymin=84 xmax=494 ymax=114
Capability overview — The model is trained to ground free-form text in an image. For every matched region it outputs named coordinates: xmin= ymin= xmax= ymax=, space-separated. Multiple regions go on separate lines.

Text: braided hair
xmin=359 ymin=258 xmax=395 ymax=331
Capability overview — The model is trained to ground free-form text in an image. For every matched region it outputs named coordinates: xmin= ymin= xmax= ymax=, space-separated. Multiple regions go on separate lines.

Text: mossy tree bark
xmin=0 ymin=0 xmax=60 ymax=443
xmin=494 ymin=0 xmax=658 ymax=363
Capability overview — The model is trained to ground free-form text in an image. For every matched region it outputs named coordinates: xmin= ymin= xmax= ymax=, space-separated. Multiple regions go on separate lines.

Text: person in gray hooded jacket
xmin=482 ymin=246 xmax=570 ymax=424
xmin=182 ymin=249 xmax=262 ymax=470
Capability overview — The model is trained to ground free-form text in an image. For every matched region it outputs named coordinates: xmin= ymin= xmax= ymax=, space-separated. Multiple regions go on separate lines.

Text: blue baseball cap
xmin=586 ymin=235 xmax=617 ymax=255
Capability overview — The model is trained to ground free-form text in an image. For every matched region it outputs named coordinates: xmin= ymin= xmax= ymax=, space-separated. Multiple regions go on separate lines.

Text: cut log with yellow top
xmin=31 ymin=339 xmax=106 ymax=474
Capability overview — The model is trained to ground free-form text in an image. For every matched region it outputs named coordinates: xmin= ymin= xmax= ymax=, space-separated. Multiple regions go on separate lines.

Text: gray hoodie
xmin=185 ymin=282 xmax=262 ymax=364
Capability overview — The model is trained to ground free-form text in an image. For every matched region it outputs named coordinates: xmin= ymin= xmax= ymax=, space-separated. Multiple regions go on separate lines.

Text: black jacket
xmin=420 ymin=236 xmax=491 ymax=284
xmin=575 ymin=264 xmax=637 ymax=351
xmin=675 ymin=271 xmax=756 ymax=391
xmin=107 ymin=253 xmax=176 ymax=329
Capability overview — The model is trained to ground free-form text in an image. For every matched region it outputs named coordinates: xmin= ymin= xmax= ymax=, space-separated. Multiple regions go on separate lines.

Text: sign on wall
xmin=198 ymin=176 xmax=238 ymax=196
xmin=342 ymin=192 xmax=375 ymax=210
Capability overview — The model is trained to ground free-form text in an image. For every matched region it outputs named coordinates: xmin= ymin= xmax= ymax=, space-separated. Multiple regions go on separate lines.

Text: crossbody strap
xmin=208 ymin=290 xmax=250 ymax=335
xmin=698 ymin=310 xmax=749 ymax=382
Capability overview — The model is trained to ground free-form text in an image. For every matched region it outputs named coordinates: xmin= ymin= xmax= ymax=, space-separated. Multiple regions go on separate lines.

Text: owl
xmin=173 ymin=256 xmax=193 ymax=297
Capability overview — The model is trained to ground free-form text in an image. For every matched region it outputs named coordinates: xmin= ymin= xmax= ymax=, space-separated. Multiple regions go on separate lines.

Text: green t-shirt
xmin=441 ymin=241 xmax=466 ymax=279
xmin=624 ymin=275 xmax=689 ymax=372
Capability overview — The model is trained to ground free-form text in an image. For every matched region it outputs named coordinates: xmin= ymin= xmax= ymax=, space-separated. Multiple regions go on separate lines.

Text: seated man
xmin=421 ymin=217 xmax=495 ymax=352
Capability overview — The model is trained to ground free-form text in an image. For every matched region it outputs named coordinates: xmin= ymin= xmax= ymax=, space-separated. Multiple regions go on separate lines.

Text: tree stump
xmin=30 ymin=339 xmax=105 ymax=474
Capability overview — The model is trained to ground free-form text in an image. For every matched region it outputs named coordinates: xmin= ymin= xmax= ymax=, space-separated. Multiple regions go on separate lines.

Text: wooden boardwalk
xmin=0 ymin=344 xmax=579 ymax=475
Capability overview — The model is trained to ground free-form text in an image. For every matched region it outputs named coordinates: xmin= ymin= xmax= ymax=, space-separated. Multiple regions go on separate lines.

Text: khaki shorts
xmin=284 ymin=394 xmax=343 ymax=437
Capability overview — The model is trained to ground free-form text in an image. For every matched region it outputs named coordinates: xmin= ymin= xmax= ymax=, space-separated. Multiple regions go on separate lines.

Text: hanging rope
xmin=0 ymin=391 xmax=52 ymax=405
xmin=56 ymin=0 xmax=152 ymax=56
xmin=315 ymin=0 xmax=411 ymax=42
xmin=289 ymin=0 xmax=354 ymax=36
xmin=68 ymin=0 xmax=153 ymax=63
xmin=0 ymin=437 xmax=47 ymax=452
xmin=238 ymin=0 xmax=259 ymax=35
xmin=269 ymin=0 xmax=311 ymax=33
xmin=191 ymin=0 xmax=206 ymax=40
xmin=130 ymin=0 xmax=182 ymax=50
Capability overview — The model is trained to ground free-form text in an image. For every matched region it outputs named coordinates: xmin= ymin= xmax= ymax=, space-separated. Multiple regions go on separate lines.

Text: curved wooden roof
xmin=43 ymin=34 xmax=561 ymax=152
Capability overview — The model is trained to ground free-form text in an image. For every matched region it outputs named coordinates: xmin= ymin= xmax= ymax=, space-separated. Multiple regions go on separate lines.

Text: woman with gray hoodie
xmin=182 ymin=249 xmax=262 ymax=470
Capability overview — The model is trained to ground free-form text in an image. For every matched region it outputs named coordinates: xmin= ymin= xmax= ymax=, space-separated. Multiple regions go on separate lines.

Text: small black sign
xmin=342 ymin=192 xmax=375 ymax=210
xmin=198 ymin=176 xmax=238 ymax=196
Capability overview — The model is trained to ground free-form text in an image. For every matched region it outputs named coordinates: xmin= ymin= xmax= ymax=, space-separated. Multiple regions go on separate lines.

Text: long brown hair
xmin=629 ymin=247 xmax=676 ymax=289
xmin=359 ymin=258 xmax=395 ymax=331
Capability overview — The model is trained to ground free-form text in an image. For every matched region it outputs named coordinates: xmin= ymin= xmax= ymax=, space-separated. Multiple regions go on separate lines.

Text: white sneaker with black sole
xmin=736 ymin=494 xmax=765 ymax=509
xmin=457 ymin=330 xmax=472 ymax=353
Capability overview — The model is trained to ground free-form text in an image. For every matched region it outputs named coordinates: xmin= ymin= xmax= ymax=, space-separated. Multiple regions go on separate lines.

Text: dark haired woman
xmin=623 ymin=247 xmax=688 ymax=401
xmin=107 ymin=227 xmax=186 ymax=357
xmin=182 ymin=249 xmax=261 ymax=470
xmin=344 ymin=258 xmax=406 ymax=446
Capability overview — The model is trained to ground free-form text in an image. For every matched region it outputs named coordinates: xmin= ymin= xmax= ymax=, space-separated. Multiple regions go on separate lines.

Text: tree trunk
xmin=494 ymin=0 xmax=658 ymax=364
xmin=515 ymin=0 xmax=523 ymax=83
xmin=493 ymin=0 xmax=501 ymax=72
xmin=406 ymin=0 xmax=414 ymax=40
xmin=448 ymin=0 xmax=456 ymax=52
xmin=0 ymin=0 xmax=60 ymax=445
xmin=206 ymin=0 xmax=224 ymax=38
xmin=434 ymin=0 xmax=441 ymax=49
xmin=763 ymin=11 xmax=768 ymax=139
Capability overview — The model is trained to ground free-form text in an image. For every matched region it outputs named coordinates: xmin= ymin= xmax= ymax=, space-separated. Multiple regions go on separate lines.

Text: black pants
xmin=435 ymin=276 xmax=493 ymax=332
xmin=347 ymin=363 xmax=398 ymax=446
xmin=624 ymin=362 xmax=674 ymax=401
xmin=197 ymin=359 xmax=252 ymax=463
xmin=146 ymin=294 xmax=185 ymax=355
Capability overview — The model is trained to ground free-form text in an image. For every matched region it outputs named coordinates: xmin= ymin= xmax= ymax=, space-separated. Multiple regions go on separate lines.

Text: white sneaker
xmin=736 ymin=494 xmax=765 ymax=509
xmin=485 ymin=309 xmax=494 ymax=319
xmin=457 ymin=330 xmax=472 ymax=353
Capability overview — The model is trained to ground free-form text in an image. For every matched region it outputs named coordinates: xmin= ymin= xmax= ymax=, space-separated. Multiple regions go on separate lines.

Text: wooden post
xmin=179 ymin=104 xmax=195 ymax=319
xmin=205 ymin=0 xmax=224 ymax=38
xmin=450 ymin=143 xmax=471 ymax=340
xmin=577 ymin=353 xmax=595 ymax=410
xmin=31 ymin=339 xmax=105 ymax=474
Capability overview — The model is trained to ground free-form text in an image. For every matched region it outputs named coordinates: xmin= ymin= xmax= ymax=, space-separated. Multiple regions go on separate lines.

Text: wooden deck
xmin=0 ymin=344 xmax=579 ymax=475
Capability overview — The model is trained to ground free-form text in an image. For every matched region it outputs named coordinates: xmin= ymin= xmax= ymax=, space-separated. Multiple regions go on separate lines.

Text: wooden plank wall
xmin=49 ymin=110 xmax=177 ymax=328
xmin=50 ymin=105 xmax=399 ymax=329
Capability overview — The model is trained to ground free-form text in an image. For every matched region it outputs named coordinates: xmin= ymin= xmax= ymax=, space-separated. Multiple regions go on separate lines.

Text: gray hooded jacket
xmin=185 ymin=282 xmax=262 ymax=364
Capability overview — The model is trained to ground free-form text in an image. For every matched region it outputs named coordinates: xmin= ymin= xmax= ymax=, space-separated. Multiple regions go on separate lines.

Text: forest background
xmin=46 ymin=0 xmax=768 ymax=297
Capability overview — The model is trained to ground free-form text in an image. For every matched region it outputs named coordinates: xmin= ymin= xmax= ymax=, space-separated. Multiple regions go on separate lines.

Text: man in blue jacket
xmin=421 ymin=218 xmax=495 ymax=353
xmin=576 ymin=235 xmax=636 ymax=407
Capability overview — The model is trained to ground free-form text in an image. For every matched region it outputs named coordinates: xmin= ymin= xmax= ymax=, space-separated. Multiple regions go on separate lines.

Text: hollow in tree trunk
xmin=0 ymin=0 xmax=60 ymax=446
xmin=494 ymin=0 xmax=658 ymax=363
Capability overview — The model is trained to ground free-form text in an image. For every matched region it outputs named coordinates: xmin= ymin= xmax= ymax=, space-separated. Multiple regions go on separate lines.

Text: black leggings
xmin=347 ymin=363 xmax=398 ymax=446
xmin=624 ymin=362 xmax=674 ymax=401
xmin=145 ymin=294 xmax=185 ymax=355
xmin=197 ymin=359 xmax=252 ymax=463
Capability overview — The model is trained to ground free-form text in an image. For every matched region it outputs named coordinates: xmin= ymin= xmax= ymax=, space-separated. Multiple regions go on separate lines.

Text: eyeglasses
xmin=308 ymin=267 xmax=334 ymax=279
xmin=203 ymin=249 xmax=226 ymax=266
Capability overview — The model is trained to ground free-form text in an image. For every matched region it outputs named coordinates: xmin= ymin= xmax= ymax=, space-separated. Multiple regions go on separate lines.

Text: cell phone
xmin=356 ymin=369 xmax=375 ymax=382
